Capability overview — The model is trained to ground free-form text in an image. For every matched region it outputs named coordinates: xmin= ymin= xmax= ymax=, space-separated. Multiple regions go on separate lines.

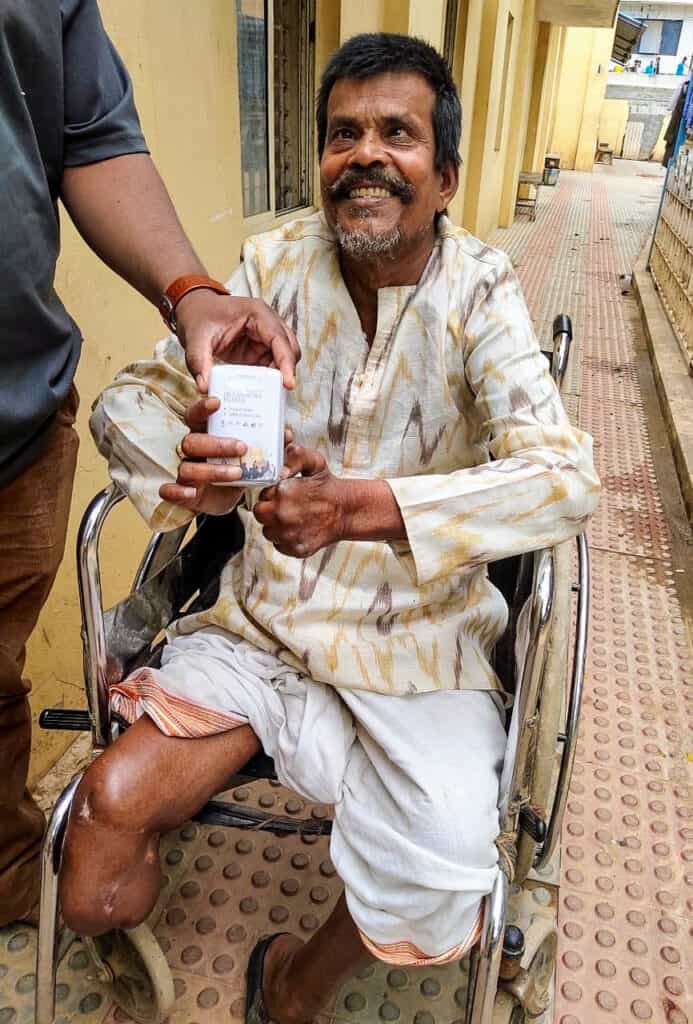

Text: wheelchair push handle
xmin=550 ymin=313 xmax=572 ymax=392
xmin=552 ymin=313 xmax=572 ymax=341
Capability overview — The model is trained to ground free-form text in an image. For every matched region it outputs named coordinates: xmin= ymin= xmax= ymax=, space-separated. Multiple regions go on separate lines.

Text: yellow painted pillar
xmin=534 ymin=24 xmax=564 ymax=170
xmin=462 ymin=0 xmax=501 ymax=235
xmin=523 ymin=22 xmax=551 ymax=173
xmin=499 ymin=0 xmax=539 ymax=228
xmin=447 ymin=0 xmax=485 ymax=227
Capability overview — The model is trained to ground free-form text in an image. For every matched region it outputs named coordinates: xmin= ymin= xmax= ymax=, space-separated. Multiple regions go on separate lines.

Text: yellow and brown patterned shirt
xmin=91 ymin=212 xmax=600 ymax=696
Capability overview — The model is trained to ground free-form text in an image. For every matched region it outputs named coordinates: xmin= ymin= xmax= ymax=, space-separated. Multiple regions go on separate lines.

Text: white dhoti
xmin=111 ymin=628 xmax=507 ymax=965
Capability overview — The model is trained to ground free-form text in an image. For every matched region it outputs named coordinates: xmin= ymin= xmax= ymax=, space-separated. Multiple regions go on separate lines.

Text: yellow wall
xmin=549 ymin=25 xmax=615 ymax=171
xmin=26 ymin=0 xmax=340 ymax=784
xmin=598 ymin=98 xmax=629 ymax=158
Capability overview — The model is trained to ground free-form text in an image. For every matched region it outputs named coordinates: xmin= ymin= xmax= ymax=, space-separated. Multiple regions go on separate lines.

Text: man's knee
xmin=60 ymin=757 xmax=159 ymax=935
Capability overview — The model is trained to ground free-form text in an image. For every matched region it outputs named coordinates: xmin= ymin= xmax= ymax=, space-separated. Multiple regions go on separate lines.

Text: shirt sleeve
xmin=61 ymin=0 xmax=149 ymax=166
xmin=89 ymin=265 xmax=253 ymax=531
xmin=387 ymin=255 xmax=601 ymax=587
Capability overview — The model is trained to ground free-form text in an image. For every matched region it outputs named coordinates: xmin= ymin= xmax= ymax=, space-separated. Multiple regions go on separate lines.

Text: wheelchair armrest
xmin=499 ymin=545 xmax=555 ymax=821
xmin=77 ymin=484 xmax=246 ymax=749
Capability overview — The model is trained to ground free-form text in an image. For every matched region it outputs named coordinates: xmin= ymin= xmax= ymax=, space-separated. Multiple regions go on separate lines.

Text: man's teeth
xmin=348 ymin=186 xmax=391 ymax=198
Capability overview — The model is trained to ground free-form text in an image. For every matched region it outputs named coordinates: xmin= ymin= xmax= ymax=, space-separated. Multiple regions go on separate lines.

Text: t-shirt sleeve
xmin=61 ymin=0 xmax=149 ymax=166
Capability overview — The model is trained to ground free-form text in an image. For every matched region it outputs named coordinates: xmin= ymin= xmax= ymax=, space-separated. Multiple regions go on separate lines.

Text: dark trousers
xmin=0 ymin=389 xmax=78 ymax=925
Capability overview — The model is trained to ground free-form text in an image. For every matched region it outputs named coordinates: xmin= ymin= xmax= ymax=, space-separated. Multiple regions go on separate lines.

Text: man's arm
xmin=61 ymin=154 xmax=204 ymax=306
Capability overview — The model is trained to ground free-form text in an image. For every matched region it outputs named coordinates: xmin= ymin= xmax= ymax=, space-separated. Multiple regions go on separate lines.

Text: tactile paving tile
xmin=577 ymin=549 xmax=692 ymax=779
xmin=556 ymin=888 xmax=692 ymax=1023
xmin=0 ymin=926 xmax=111 ymax=1024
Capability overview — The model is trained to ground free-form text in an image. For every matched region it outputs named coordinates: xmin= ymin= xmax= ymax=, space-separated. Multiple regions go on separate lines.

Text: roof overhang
xmin=611 ymin=12 xmax=646 ymax=64
xmin=537 ymin=0 xmax=618 ymax=27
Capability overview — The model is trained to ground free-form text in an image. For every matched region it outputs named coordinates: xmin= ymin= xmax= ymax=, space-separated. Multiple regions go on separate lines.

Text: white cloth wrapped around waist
xmin=111 ymin=627 xmax=507 ymax=964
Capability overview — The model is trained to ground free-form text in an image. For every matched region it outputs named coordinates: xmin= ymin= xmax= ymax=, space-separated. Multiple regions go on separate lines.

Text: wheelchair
xmin=34 ymin=314 xmax=589 ymax=1024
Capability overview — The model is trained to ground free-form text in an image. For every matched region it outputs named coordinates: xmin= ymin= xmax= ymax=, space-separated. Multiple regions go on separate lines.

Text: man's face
xmin=320 ymin=72 xmax=457 ymax=259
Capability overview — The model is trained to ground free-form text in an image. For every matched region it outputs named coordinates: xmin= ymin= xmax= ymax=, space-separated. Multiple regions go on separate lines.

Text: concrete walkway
xmin=0 ymin=160 xmax=691 ymax=1024
xmin=491 ymin=160 xmax=693 ymax=1024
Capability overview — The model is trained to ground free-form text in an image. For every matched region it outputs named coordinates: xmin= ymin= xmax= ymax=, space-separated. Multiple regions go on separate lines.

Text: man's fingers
xmin=181 ymin=433 xmax=247 ymax=460
xmin=244 ymin=314 xmax=298 ymax=390
xmin=253 ymin=493 xmax=277 ymax=526
xmin=184 ymin=342 xmax=213 ymax=394
xmin=184 ymin=397 xmax=220 ymax=431
xmin=160 ymin=482 xmax=198 ymax=505
xmin=178 ymin=461 xmax=243 ymax=485
xmin=281 ymin=444 xmax=326 ymax=479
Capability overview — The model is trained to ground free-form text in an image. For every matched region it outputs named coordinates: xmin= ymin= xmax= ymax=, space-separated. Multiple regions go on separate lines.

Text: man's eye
xmin=390 ymin=126 xmax=410 ymax=140
xmin=333 ymin=128 xmax=354 ymax=141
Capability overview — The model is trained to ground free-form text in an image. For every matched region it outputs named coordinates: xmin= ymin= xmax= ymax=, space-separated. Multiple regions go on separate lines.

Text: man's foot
xmin=247 ymin=932 xmax=335 ymax=1024
xmin=261 ymin=933 xmax=305 ymax=1023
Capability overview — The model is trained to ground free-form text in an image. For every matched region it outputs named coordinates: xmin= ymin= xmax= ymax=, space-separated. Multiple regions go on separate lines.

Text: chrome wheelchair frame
xmin=35 ymin=314 xmax=589 ymax=1024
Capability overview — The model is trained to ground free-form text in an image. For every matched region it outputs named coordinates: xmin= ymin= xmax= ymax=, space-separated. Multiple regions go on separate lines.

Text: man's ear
xmin=437 ymin=161 xmax=460 ymax=213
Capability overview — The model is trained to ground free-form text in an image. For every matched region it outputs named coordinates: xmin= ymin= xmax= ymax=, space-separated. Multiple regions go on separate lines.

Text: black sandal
xmin=245 ymin=932 xmax=290 ymax=1024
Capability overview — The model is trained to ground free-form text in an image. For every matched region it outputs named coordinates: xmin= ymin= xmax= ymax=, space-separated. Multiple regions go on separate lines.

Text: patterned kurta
xmin=91 ymin=212 xmax=600 ymax=697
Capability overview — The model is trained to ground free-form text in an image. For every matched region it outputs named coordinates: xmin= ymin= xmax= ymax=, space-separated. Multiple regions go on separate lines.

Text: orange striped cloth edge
xmin=110 ymin=671 xmax=248 ymax=738
xmin=358 ymin=903 xmax=484 ymax=966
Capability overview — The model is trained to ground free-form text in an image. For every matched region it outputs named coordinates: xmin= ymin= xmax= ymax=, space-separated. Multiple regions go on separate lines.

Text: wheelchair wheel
xmin=84 ymin=923 xmax=175 ymax=1024
xmin=493 ymin=990 xmax=526 ymax=1023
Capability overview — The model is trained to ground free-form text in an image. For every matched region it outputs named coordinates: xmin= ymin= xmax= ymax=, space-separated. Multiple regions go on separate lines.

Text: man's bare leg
xmin=262 ymin=894 xmax=370 ymax=1024
xmin=60 ymin=715 xmax=260 ymax=935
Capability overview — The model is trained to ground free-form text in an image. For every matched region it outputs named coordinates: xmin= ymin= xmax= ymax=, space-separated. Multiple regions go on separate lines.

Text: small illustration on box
xmin=234 ymin=446 xmax=277 ymax=482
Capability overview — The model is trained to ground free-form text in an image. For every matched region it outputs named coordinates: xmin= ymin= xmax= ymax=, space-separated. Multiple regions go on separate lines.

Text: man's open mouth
xmin=348 ymin=186 xmax=393 ymax=199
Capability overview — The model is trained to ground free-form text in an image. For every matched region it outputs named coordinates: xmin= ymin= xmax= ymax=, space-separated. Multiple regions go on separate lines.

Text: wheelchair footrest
xmin=519 ymin=805 xmax=547 ymax=844
xmin=39 ymin=708 xmax=92 ymax=732
xmin=194 ymin=799 xmax=333 ymax=837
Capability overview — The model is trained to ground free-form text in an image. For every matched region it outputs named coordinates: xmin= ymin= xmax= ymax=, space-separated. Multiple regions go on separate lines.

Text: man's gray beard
xmin=335 ymin=224 xmax=402 ymax=259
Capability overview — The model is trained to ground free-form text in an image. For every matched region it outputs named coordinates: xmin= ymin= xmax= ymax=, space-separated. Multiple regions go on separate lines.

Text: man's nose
xmin=348 ymin=131 xmax=388 ymax=167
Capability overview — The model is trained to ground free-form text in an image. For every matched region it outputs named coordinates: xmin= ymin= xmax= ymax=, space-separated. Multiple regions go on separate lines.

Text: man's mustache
xmin=327 ymin=168 xmax=415 ymax=203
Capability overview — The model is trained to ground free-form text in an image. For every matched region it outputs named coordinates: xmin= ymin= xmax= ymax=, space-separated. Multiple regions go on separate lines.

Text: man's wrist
xmin=339 ymin=478 xmax=406 ymax=542
xmin=159 ymin=275 xmax=230 ymax=332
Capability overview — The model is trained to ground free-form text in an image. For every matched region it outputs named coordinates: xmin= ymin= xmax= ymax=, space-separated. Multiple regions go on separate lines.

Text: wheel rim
xmin=86 ymin=926 xmax=174 ymax=1024
xmin=529 ymin=930 xmax=557 ymax=997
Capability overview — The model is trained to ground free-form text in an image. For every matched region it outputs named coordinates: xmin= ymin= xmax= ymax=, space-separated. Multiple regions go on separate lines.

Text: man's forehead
xmin=326 ymin=72 xmax=436 ymax=121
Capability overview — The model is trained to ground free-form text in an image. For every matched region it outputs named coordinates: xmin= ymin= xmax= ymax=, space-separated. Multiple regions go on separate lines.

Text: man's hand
xmin=253 ymin=445 xmax=348 ymax=558
xmin=159 ymin=397 xmax=246 ymax=516
xmin=175 ymin=291 xmax=301 ymax=393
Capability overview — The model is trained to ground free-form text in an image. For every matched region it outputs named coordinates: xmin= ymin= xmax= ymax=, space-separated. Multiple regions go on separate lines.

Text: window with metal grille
xmin=235 ymin=0 xmax=315 ymax=219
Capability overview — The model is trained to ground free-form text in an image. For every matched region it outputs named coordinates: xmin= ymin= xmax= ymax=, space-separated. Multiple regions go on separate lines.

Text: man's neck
xmin=339 ymin=228 xmax=436 ymax=345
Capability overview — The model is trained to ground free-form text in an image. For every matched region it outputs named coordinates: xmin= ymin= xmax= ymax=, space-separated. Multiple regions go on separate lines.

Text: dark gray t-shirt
xmin=0 ymin=0 xmax=148 ymax=486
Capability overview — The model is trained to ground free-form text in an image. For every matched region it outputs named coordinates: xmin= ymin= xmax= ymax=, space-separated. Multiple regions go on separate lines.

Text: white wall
xmin=619 ymin=2 xmax=693 ymax=74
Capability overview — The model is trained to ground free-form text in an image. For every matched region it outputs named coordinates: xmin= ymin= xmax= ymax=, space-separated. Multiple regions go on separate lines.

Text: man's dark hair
xmin=316 ymin=33 xmax=462 ymax=172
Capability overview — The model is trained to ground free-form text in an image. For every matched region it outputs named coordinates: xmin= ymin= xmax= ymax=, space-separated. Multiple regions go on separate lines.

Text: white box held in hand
xmin=207 ymin=365 xmax=285 ymax=486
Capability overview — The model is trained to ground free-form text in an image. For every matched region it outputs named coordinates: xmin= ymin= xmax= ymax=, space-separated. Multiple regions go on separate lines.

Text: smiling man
xmin=59 ymin=34 xmax=600 ymax=1024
